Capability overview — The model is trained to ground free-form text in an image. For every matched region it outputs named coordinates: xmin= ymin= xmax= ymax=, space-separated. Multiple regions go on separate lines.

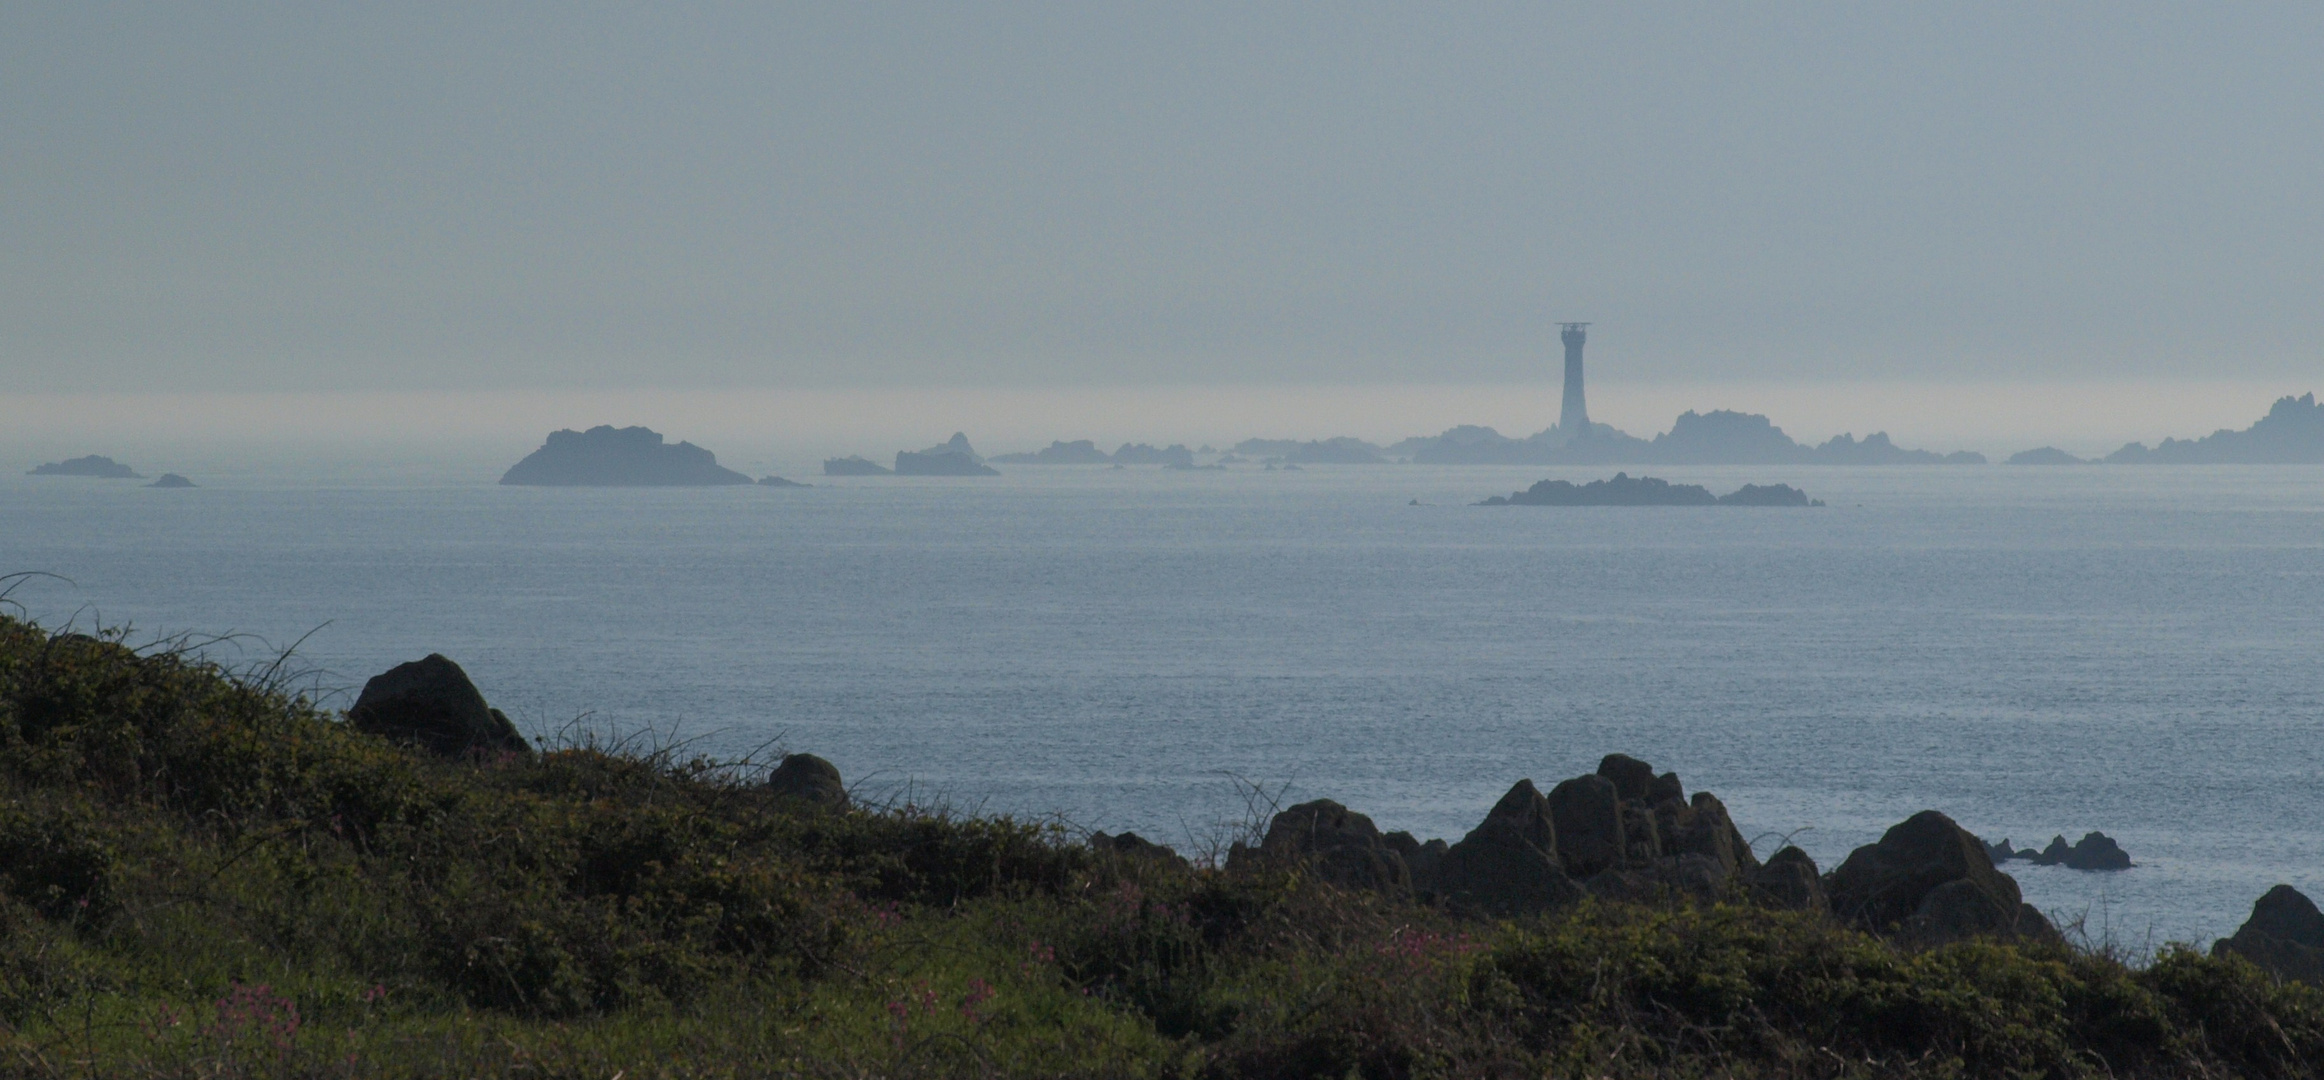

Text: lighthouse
xmin=1558 ymin=322 xmax=1591 ymax=437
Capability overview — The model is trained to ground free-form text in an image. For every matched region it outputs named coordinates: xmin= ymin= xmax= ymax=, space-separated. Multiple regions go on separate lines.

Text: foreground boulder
xmin=347 ymin=655 xmax=529 ymax=756
xmin=1433 ymin=780 xmax=1581 ymax=915
xmin=766 ymin=753 xmax=848 ymax=808
xmin=2214 ymin=885 xmax=2324 ymax=985
xmin=1828 ymin=810 xmax=2054 ymax=944
xmin=1746 ymin=846 xmax=1827 ymax=910
xmin=1090 ymin=831 xmax=1191 ymax=868
xmin=1248 ymin=800 xmax=1410 ymax=893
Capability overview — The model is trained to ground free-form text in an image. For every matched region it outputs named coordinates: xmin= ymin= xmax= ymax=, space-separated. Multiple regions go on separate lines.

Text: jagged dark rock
xmin=1547 ymin=775 xmax=1626 ymax=877
xmin=1253 ymin=799 xmax=1409 ymax=893
xmin=1434 ymin=780 xmax=1581 ymax=915
xmin=1746 ymin=846 xmax=1827 ymax=911
xmin=146 ymin=473 xmax=196 ymax=488
xmin=499 ymin=426 xmax=753 ymax=486
xmin=1596 ymin=754 xmax=1657 ymax=802
xmin=1090 ymin=831 xmax=1189 ymax=867
xmin=2214 ymin=885 xmax=2324 ymax=985
xmin=348 ymin=654 xmax=529 ymax=757
xmin=1827 ymin=810 xmax=2054 ymax=944
xmin=2061 ymin=831 xmax=2132 ymax=870
xmin=1663 ymin=792 xmax=1759 ymax=879
xmin=895 ymin=433 xmax=1000 ymax=476
xmin=1384 ymin=831 xmax=1448 ymax=893
xmin=1648 ymin=771 xmax=1685 ymax=805
xmin=822 ymin=455 xmax=891 ymax=476
xmin=766 ymin=753 xmax=848 ymax=808
xmin=30 ymin=455 xmax=140 ymax=478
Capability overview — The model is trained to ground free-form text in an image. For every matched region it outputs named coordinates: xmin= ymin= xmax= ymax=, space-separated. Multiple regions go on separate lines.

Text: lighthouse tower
xmin=1558 ymin=322 xmax=1591 ymax=437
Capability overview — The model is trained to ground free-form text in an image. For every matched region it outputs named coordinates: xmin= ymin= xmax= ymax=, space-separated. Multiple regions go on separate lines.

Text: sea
xmin=5 ymin=461 xmax=2322 ymax=952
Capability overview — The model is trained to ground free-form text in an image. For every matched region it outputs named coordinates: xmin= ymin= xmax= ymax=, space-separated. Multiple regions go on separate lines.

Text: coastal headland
xmin=1 ymin=615 xmax=2319 ymax=1077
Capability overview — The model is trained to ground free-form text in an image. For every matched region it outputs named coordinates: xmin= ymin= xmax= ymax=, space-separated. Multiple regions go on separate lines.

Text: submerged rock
xmin=2215 ymin=885 xmax=2324 ymax=985
xmin=767 ymin=753 xmax=848 ymax=808
xmin=499 ymin=426 xmax=753 ymax=486
xmin=1827 ymin=810 xmax=2054 ymax=944
xmin=30 ymin=454 xmax=140 ymax=478
xmin=348 ymin=654 xmax=529 ymax=757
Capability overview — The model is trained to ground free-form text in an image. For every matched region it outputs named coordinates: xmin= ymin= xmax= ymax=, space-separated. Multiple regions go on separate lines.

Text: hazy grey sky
xmin=7 ymin=3 xmax=2322 ymax=394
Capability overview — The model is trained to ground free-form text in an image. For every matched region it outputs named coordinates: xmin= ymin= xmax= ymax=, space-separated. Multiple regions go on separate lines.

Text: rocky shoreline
xmin=352 ymin=649 xmax=2320 ymax=990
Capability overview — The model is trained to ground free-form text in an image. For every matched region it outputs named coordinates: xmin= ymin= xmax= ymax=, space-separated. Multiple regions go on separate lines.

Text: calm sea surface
xmin=6 ymin=463 xmax=2322 ymax=949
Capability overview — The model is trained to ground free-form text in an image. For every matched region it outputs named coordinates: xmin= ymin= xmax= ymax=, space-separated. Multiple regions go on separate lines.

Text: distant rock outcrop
xmin=2008 ymin=447 xmax=2087 ymax=465
xmin=146 ymin=473 xmax=196 ymax=488
xmin=1232 ymin=437 xmax=1390 ymax=465
xmin=766 ymin=753 xmax=848 ymax=808
xmin=1110 ymin=443 xmax=1196 ymax=467
xmin=31 ymin=455 xmax=140 ymax=478
xmin=499 ymin=426 xmax=753 ymax=486
xmin=1478 ymin=474 xmax=1822 ymax=507
xmin=2214 ymin=885 xmax=2324 ymax=985
xmin=895 ymin=433 xmax=1000 ymax=476
xmin=822 ymin=456 xmax=892 ymax=476
xmin=1717 ymin=483 xmax=1820 ymax=507
xmin=991 ymin=440 xmax=1112 ymax=465
xmin=2108 ymin=393 xmax=2324 ymax=464
xmin=1388 ymin=410 xmax=1982 ymax=466
xmin=1827 ymin=810 xmax=2054 ymax=945
xmin=348 ymin=654 xmax=529 ymax=757
xmin=1985 ymin=831 xmax=2133 ymax=870
xmin=758 ymin=475 xmax=810 ymax=488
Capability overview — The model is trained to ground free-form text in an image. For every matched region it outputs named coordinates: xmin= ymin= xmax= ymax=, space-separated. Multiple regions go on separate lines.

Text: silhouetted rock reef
xmin=1478 ymin=473 xmax=1821 ymax=506
xmin=992 ymin=440 xmax=1112 ymax=465
xmin=822 ymin=456 xmax=891 ymax=476
xmin=146 ymin=473 xmax=196 ymax=488
xmin=1391 ymin=410 xmax=1981 ymax=465
xmin=2108 ymin=392 xmax=2324 ymax=463
xmin=499 ymin=426 xmax=753 ymax=486
xmin=2007 ymin=447 xmax=2087 ymax=465
xmin=758 ymin=475 xmax=810 ymax=487
xmin=348 ymin=654 xmax=529 ymax=757
xmin=1232 ymin=437 xmax=1389 ymax=465
xmin=895 ymin=433 xmax=1000 ymax=476
xmin=1987 ymin=831 xmax=2133 ymax=870
xmin=31 ymin=455 xmax=140 ymax=478
xmin=1110 ymin=443 xmax=1196 ymax=467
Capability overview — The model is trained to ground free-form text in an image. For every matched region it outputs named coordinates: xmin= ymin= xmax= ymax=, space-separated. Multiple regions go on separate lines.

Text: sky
xmin=4 ymin=3 xmax=2322 ymax=451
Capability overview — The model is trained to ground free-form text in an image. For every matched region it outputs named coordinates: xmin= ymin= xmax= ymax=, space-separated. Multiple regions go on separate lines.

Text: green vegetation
xmin=1 ymin=613 xmax=2321 ymax=1078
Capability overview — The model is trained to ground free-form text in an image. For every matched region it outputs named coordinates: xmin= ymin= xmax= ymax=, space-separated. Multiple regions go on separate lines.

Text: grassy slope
xmin=0 ymin=614 xmax=2319 ymax=1079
